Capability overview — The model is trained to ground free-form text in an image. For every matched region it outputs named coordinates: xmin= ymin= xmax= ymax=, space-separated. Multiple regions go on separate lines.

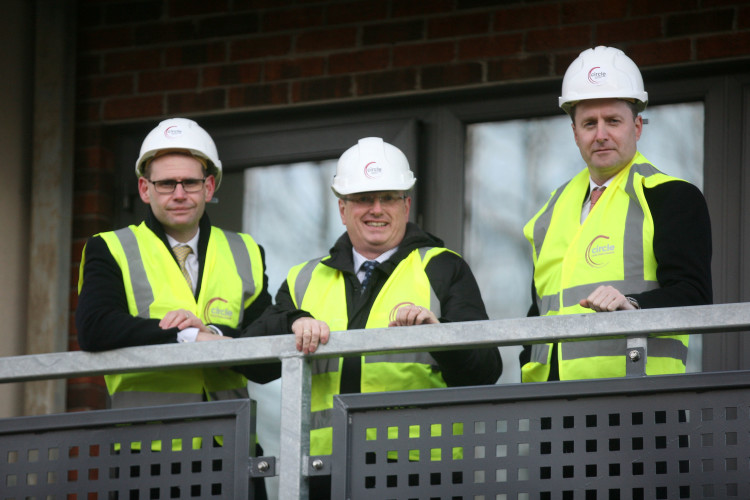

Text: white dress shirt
xmin=580 ymin=177 xmax=613 ymax=223
xmin=353 ymin=247 xmax=398 ymax=283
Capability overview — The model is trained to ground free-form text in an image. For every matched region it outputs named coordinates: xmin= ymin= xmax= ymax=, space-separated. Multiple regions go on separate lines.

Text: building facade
xmin=2 ymin=0 xmax=749 ymax=416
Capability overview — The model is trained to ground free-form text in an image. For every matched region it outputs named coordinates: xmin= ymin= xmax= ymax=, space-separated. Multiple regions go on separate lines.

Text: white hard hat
xmin=331 ymin=137 xmax=416 ymax=196
xmin=559 ymin=46 xmax=648 ymax=115
xmin=135 ymin=118 xmax=223 ymax=189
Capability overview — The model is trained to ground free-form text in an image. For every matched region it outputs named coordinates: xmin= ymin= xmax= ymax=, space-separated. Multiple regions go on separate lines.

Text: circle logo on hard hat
xmin=364 ymin=161 xmax=383 ymax=179
xmin=587 ymin=66 xmax=607 ymax=85
xmin=164 ymin=125 xmax=183 ymax=139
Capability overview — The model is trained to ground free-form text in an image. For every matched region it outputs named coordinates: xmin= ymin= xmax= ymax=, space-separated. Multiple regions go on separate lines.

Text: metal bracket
xmin=305 ymin=455 xmax=332 ymax=477
xmin=249 ymin=456 xmax=277 ymax=478
xmin=626 ymin=336 xmax=648 ymax=377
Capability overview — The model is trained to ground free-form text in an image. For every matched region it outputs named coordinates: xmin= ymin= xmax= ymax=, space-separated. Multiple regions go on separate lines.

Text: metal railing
xmin=2 ymin=303 xmax=750 ymax=499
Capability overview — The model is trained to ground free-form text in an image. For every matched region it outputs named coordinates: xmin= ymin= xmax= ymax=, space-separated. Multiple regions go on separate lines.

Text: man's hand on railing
xmin=579 ymin=285 xmax=638 ymax=312
xmin=159 ymin=309 xmax=207 ymax=331
xmin=388 ymin=303 xmax=439 ymax=326
xmin=292 ymin=317 xmax=330 ymax=354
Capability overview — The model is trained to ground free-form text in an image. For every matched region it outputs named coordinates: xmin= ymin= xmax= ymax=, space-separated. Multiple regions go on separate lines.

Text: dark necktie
xmin=590 ymin=186 xmax=606 ymax=209
xmin=360 ymin=260 xmax=378 ymax=294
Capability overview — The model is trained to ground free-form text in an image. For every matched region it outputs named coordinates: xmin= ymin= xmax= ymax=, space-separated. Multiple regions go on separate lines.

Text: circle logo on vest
xmin=585 ymin=235 xmax=616 ymax=268
xmin=204 ymin=297 xmax=234 ymax=324
xmin=364 ymin=161 xmax=383 ymax=179
xmin=164 ymin=125 xmax=184 ymax=139
xmin=587 ymin=66 xmax=607 ymax=85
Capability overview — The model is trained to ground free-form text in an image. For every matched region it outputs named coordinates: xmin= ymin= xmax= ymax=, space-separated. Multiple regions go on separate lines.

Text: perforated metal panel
xmin=331 ymin=371 xmax=750 ymax=499
xmin=0 ymin=400 xmax=254 ymax=499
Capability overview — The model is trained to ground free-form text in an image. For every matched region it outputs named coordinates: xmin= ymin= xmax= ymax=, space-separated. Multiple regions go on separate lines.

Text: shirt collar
xmin=589 ymin=176 xmax=613 ymax=192
xmin=352 ymin=246 xmax=399 ymax=273
xmin=167 ymin=229 xmax=200 ymax=255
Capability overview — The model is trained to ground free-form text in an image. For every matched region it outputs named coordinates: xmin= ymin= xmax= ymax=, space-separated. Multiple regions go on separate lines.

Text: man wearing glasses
xmin=241 ymin=137 xmax=502 ymax=499
xmin=76 ymin=118 xmax=277 ymax=409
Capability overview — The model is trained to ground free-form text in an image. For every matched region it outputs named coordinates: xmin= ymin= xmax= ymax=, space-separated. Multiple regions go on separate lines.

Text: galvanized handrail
xmin=2 ymin=302 xmax=750 ymax=499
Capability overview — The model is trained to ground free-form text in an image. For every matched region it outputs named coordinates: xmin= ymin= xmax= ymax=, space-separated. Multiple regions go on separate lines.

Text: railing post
xmin=278 ymin=354 xmax=311 ymax=500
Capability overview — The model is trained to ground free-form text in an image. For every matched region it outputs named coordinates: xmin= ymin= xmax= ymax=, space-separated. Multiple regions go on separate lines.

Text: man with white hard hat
xmin=521 ymin=46 xmax=712 ymax=382
xmin=243 ymin=137 xmax=502 ymax=499
xmin=76 ymin=118 xmax=278 ymax=407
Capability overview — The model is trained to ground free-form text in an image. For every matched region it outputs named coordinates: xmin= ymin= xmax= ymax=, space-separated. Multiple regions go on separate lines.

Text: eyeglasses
xmin=341 ymin=193 xmax=407 ymax=206
xmin=147 ymin=178 xmax=206 ymax=194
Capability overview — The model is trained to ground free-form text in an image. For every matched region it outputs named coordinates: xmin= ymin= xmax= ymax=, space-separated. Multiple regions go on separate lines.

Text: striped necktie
xmin=590 ymin=186 xmax=606 ymax=209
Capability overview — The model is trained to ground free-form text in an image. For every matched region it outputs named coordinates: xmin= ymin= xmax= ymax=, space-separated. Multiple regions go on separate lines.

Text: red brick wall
xmin=69 ymin=0 xmax=750 ymax=410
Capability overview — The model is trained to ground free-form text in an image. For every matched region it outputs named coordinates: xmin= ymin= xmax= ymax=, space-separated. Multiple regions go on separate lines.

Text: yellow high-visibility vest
xmin=287 ymin=247 xmax=451 ymax=456
xmin=81 ymin=222 xmax=264 ymax=406
xmin=522 ymin=153 xmax=689 ymax=382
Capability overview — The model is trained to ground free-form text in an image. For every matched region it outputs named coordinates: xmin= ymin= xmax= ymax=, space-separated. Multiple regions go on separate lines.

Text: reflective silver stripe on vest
xmin=623 ymin=196 xmax=644 ymax=283
xmin=561 ymin=336 xmax=688 ymax=364
xmin=208 ymin=387 xmax=250 ymax=401
xmin=294 ymin=258 xmax=323 ymax=308
xmin=113 ymin=228 xmax=154 ymax=318
xmin=430 ymin=284 xmax=441 ymax=318
xmin=532 ymin=180 xmax=570 ymax=263
xmin=365 ymin=352 xmax=439 ymax=366
xmin=529 ymin=343 xmax=550 ymax=365
xmin=419 ymin=247 xmax=443 ymax=319
xmin=561 ymin=280 xmax=660 ymax=309
xmin=628 ymin=162 xmax=661 ymax=180
xmin=311 ymin=357 xmax=340 ymax=376
xmin=223 ymin=231 xmax=255 ymax=325
xmin=537 ymin=293 xmax=560 ymax=316
xmin=110 ymin=390 xmax=202 ymax=409
xmin=545 ymin=277 xmax=659 ymax=312
xmin=311 ymin=407 xmax=333 ymax=431
xmin=649 ymin=336 xmax=689 ymax=362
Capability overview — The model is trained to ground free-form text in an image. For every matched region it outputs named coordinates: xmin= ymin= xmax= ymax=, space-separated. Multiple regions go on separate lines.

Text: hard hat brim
xmin=331 ymin=177 xmax=416 ymax=197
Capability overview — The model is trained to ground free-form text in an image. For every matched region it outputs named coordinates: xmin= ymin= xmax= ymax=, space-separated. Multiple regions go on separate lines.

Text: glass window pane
xmin=242 ymin=160 xmax=340 ymax=297
xmin=464 ymin=103 xmax=704 ymax=382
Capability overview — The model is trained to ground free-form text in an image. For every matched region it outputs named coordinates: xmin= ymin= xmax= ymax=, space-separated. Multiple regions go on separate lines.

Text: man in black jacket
xmin=77 ymin=118 xmax=276 ymax=389
xmin=77 ymin=118 xmax=274 ymax=498
xmin=521 ymin=47 xmax=712 ymax=382
xmin=243 ymin=137 xmax=502 ymax=499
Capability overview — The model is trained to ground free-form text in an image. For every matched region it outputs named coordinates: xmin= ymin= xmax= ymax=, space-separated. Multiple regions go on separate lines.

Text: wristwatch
xmin=626 ymin=296 xmax=640 ymax=309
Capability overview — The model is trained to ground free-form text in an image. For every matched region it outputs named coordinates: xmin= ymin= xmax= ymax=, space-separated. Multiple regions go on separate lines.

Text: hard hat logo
xmin=364 ymin=162 xmax=383 ymax=179
xmin=164 ymin=125 xmax=184 ymax=139
xmin=587 ymin=67 xmax=607 ymax=85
